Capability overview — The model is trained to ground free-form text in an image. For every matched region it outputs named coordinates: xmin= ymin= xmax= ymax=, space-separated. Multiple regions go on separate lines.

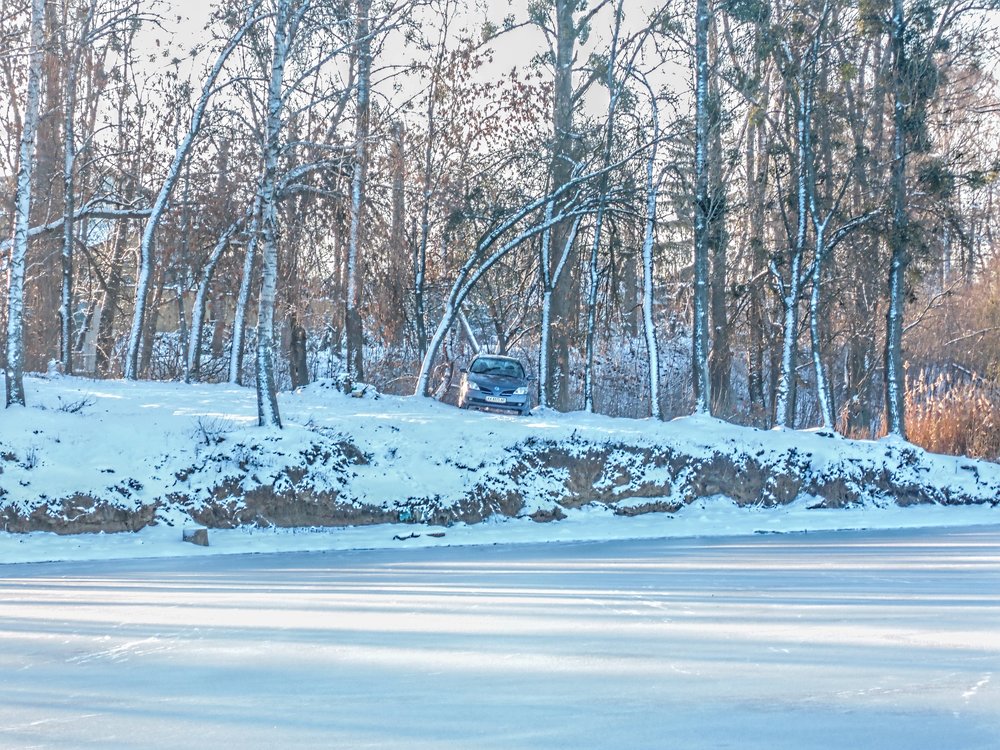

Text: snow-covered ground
xmin=3 ymin=376 xmax=999 ymax=747
xmin=1 ymin=374 xmax=998 ymax=554
xmin=2 ymin=527 xmax=998 ymax=750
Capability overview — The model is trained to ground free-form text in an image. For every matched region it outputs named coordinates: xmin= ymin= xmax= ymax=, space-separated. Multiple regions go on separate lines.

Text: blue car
xmin=458 ymin=354 xmax=533 ymax=416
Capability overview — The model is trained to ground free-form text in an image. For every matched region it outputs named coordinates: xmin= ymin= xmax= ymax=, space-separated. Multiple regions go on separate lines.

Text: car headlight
xmin=514 ymin=386 xmax=528 ymax=395
xmin=467 ymin=380 xmax=481 ymax=391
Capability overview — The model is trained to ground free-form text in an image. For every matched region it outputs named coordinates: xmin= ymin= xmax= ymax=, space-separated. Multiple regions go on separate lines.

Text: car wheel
xmin=520 ymin=407 xmax=531 ymax=416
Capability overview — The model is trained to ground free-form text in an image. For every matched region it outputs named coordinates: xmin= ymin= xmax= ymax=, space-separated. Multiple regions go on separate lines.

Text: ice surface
xmin=1 ymin=527 xmax=998 ymax=749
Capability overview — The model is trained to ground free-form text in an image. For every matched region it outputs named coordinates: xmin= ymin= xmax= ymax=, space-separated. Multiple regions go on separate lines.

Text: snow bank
xmin=0 ymin=375 xmax=997 ymax=545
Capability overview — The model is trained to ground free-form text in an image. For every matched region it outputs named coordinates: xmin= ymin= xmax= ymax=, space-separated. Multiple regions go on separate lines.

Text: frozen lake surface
xmin=2 ymin=526 xmax=999 ymax=749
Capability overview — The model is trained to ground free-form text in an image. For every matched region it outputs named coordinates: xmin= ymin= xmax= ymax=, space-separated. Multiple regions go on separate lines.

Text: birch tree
xmin=58 ymin=0 xmax=97 ymax=375
xmin=582 ymin=0 xmax=624 ymax=413
xmin=533 ymin=0 xmax=611 ymax=412
xmin=254 ymin=0 xmax=303 ymax=428
xmin=883 ymin=0 xmax=908 ymax=437
xmin=771 ymin=8 xmax=824 ymax=429
xmin=187 ymin=214 xmax=247 ymax=382
xmin=692 ymin=0 xmax=712 ymax=415
xmin=5 ymin=0 xmax=45 ymax=407
xmin=634 ymin=70 xmax=664 ymax=420
xmin=415 ymin=162 xmax=613 ymax=398
xmin=124 ymin=0 xmax=265 ymax=380
xmin=344 ymin=0 xmax=371 ymax=391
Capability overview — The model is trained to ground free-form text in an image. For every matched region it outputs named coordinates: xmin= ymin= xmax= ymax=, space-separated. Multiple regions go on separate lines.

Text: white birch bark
xmin=692 ymin=0 xmax=712 ymax=415
xmin=582 ymin=0 xmax=624 ymax=414
xmin=255 ymin=0 xmax=296 ymax=429
xmin=187 ymin=216 xmax=245 ymax=382
xmin=809 ymin=221 xmax=833 ymax=429
xmin=885 ymin=0 xmax=908 ymax=438
xmin=60 ymin=75 xmax=77 ymax=375
xmin=229 ymin=198 xmax=262 ymax=384
xmin=124 ymin=0 xmax=264 ymax=380
xmin=637 ymin=75 xmax=662 ymax=420
xmin=456 ymin=309 xmax=480 ymax=354
xmin=416 ymin=202 xmax=585 ymax=399
xmin=344 ymin=0 xmax=371 ymax=390
xmin=5 ymin=0 xmax=45 ymax=407
xmin=538 ymin=200 xmax=555 ymax=409
xmin=775 ymin=53 xmax=815 ymax=428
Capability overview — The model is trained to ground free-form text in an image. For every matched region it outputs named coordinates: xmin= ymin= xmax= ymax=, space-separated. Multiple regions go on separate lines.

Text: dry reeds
xmin=905 ymin=372 xmax=1000 ymax=460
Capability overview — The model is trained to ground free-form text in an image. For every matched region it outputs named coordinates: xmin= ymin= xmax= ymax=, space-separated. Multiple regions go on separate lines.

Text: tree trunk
xmin=230 ymin=197 xmax=262 ymax=385
xmin=692 ymin=0 xmax=713 ymax=415
xmin=344 ymin=0 xmax=371 ymax=390
xmin=884 ymin=0 xmax=908 ymax=438
xmin=139 ymin=269 xmax=164 ymax=378
xmin=255 ymin=0 xmax=293 ymax=429
xmin=583 ymin=0 xmax=624 ymax=415
xmin=775 ymin=60 xmax=814 ymax=428
xmin=289 ymin=311 xmax=309 ymax=388
xmin=544 ymin=0 xmax=580 ymax=412
xmin=746 ymin=102 xmax=769 ymax=427
xmin=707 ymin=41 xmax=730 ymax=417
xmin=124 ymin=1 xmax=263 ymax=379
xmin=5 ymin=0 xmax=46 ymax=407
xmin=189 ymin=218 xmax=242 ymax=382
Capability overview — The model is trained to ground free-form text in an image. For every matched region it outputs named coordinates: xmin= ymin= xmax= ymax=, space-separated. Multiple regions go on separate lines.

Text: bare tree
xmin=344 ymin=0 xmax=371 ymax=390
xmin=124 ymin=0 xmax=265 ymax=380
xmin=5 ymin=0 xmax=45 ymax=407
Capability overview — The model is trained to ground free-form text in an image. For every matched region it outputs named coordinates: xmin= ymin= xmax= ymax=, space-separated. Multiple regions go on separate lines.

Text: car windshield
xmin=469 ymin=357 xmax=524 ymax=379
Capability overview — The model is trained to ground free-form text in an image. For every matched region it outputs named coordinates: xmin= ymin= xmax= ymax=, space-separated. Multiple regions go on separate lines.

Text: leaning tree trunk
xmin=124 ymin=1 xmax=263 ymax=380
xmin=230 ymin=197 xmax=262 ymax=384
xmin=188 ymin=217 xmax=243 ymax=382
xmin=5 ymin=0 xmax=46 ymax=407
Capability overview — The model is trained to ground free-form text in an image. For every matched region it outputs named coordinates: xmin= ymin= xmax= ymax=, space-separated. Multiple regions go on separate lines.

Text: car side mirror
xmin=527 ymin=374 xmax=536 ymax=382
xmin=460 ymin=368 xmax=468 ymax=374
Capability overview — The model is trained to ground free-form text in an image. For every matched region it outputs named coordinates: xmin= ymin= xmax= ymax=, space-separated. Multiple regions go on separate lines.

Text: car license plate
xmin=485 ymin=396 xmax=506 ymax=403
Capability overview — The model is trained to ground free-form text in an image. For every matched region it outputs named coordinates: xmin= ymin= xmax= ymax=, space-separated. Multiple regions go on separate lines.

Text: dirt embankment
xmin=3 ymin=434 xmax=997 ymax=534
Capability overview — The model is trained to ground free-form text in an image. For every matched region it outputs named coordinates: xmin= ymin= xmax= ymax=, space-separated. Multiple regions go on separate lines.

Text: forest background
xmin=2 ymin=0 xmax=1000 ymax=456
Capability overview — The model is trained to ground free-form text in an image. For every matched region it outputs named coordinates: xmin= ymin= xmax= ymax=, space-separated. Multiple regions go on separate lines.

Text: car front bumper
xmin=462 ymin=390 xmax=529 ymax=412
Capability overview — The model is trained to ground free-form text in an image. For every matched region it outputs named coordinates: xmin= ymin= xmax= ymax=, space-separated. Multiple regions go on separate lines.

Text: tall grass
xmin=904 ymin=372 xmax=1000 ymax=460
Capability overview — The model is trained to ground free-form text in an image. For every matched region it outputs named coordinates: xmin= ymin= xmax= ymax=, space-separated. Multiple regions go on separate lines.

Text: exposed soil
xmin=4 ymin=436 xmax=996 ymax=534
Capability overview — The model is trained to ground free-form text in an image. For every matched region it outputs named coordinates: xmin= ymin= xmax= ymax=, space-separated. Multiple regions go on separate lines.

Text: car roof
xmin=471 ymin=354 xmax=521 ymax=362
